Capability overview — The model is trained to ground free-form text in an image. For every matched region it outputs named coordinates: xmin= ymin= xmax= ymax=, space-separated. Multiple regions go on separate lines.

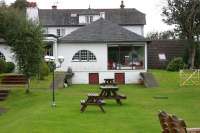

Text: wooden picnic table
xmin=104 ymin=79 xmax=115 ymax=85
xmin=99 ymin=85 xmax=126 ymax=105
xmin=80 ymin=93 xmax=105 ymax=113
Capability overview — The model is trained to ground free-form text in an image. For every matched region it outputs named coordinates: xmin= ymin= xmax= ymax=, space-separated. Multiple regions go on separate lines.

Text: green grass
xmin=0 ymin=70 xmax=200 ymax=133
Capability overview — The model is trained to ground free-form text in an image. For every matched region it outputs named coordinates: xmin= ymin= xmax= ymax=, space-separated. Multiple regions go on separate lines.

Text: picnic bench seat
xmin=80 ymin=93 xmax=106 ymax=113
xmin=158 ymin=111 xmax=200 ymax=133
xmin=99 ymin=85 xmax=127 ymax=105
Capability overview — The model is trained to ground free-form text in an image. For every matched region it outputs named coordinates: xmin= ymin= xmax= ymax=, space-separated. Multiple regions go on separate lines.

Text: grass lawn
xmin=0 ymin=70 xmax=200 ymax=133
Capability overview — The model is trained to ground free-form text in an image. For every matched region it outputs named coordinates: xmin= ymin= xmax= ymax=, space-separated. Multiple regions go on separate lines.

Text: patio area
xmin=0 ymin=70 xmax=200 ymax=133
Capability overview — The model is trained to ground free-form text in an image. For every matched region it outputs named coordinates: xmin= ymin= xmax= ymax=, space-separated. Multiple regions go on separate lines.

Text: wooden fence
xmin=180 ymin=69 xmax=200 ymax=86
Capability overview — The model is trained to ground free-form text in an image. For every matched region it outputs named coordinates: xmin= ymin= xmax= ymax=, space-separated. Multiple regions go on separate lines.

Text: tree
xmin=146 ymin=30 xmax=177 ymax=40
xmin=0 ymin=7 xmax=44 ymax=93
xmin=162 ymin=0 xmax=200 ymax=68
xmin=10 ymin=0 xmax=27 ymax=13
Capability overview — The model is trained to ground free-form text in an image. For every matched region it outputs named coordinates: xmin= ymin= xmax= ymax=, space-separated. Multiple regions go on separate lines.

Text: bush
xmin=0 ymin=59 xmax=6 ymax=73
xmin=39 ymin=62 xmax=50 ymax=80
xmin=5 ymin=62 xmax=15 ymax=73
xmin=167 ymin=57 xmax=185 ymax=71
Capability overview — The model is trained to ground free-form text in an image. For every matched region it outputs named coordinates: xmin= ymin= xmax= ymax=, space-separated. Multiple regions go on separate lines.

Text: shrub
xmin=39 ymin=62 xmax=50 ymax=80
xmin=0 ymin=59 xmax=6 ymax=73
xmin=167 ymin=57 xmax=185 ymax=71
xmin=5 ymin=62 xmax=15 ymax=73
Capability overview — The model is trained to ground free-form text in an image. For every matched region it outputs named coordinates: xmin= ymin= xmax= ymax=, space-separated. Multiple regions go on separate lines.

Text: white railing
xmin=180 ymin=69 xmax=200 ymax=86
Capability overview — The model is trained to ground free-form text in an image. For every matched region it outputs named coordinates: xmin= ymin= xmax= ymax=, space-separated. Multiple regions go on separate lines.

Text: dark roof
xmin=38 ymin=8 xmax=146 ymax=26
xmin=58 ymin=18 xmax=147 ymax=43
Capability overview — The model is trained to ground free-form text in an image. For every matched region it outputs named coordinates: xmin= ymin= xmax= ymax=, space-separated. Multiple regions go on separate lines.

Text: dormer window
xmin=57 ymin=29 xmax=61 ymax=36
xmin=57 ymin=28 xmax=65 ymax=37
xmin=100 ymin=12 xmax=105 ymax=18
xmin=71 ymin=13 xmax=77 ymax=17
xmin=86 ymin=15 xmax=93 ymax=24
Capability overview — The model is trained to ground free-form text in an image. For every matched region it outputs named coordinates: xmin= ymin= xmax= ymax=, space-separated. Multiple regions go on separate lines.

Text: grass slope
xmin=0 ymin=70 xmax=199 ymax=133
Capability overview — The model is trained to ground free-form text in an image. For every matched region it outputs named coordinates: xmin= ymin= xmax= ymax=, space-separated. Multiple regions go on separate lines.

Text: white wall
xmin=123 ymin=25 xmax=144 ymax=36
xmin=44 ymin=27 xmax=81 ymax=37
xmin=56 ymin=42 xmax=147 ymax=84
xmin=0 ymin=44 xmax=15 ymax=62
xmin=57 ymin=43 xmax=108 ymax=71
xmin=70 ymin=70 xmax=146 ymax=84
xmin=44 ymin=24 xmax=144 ymax=38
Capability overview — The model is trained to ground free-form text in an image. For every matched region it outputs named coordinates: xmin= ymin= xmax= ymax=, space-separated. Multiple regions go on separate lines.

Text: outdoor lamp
xmin=44 ymin=55 xmax=64 ymax=107
xmin=58 ymin=56 xmax=64 ymax=65
xmin=44 ymin=55 xmax=50 ymax=62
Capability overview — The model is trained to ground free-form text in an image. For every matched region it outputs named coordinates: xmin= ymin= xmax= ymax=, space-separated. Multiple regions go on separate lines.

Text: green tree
xmin=162 ymin=0 xmax=200 ymax=68
xmin=146 ymin=30 xmax=177 ymax=40
xmin=0 ymin=7 xmax=44 ymax=93
xmin=10 ymin=0 xmax=27 ymax=13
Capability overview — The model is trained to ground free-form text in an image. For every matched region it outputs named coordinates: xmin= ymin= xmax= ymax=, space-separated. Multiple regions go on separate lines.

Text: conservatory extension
xmin=108 ymin=44 xmax=145 ymax=70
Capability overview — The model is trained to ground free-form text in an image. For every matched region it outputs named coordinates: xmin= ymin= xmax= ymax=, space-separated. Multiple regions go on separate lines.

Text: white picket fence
xmin=180 ymin=69 xmax=200 ymax=86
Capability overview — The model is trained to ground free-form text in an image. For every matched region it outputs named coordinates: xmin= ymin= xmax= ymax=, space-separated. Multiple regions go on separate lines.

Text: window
xmin=57 ymin=29 xmax=61 ymax=36
xmin=71 ymin=13 xmax=77 ymax=17
xmin=86 ymin=15 xmax=93 ymax=24
xmin=100 ymin=12 xmax=105 ymax=18
xmin=108 ymin=45 xmax=145 ymax=70
xmin=0 ymin=52 xmax=5 ymax=61
xmin=72 ymin=50 xmax=96 ymax=62
xmin=57 ymin=28 xmax=65 ymax=37
xmin=44 ymin=42 xmax=53 ymax=56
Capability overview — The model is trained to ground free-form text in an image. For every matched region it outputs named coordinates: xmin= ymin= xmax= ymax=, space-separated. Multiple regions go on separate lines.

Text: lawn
xmin=0 ymin=70 xmax=200 ymax=133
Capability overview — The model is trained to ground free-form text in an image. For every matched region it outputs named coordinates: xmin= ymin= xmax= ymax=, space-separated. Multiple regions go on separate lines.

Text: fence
xmin=180 ymin=69 xmax=200 ymax=86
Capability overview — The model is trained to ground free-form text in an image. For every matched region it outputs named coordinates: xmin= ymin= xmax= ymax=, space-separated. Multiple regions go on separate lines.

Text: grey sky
xmin=5 ymin=0 xmax=174 ymax=35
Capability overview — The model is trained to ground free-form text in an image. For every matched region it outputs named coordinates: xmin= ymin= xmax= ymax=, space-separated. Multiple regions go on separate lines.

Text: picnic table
xmin=104 ymin=79 xmax=115 ymax=85
xmin=99 ymin=85 xmax=126 ymax=105
xmin=80 ymin=93 xmax=105 ymax=113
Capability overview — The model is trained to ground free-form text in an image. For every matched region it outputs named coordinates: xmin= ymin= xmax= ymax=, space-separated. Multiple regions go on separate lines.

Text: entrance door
xmin=115 ymin=73 xmax=125 ymax=84
xmin=89 ymin=73 xmax=99 ymax=84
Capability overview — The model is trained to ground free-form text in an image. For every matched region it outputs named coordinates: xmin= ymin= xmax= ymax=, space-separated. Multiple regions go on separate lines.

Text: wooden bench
xmin=80 ymin=93 xmax=106 ymax=113
xmin=0 ymin=74 xmax=28 ymax=89
xmin=158 ymin=111 xmax=200 ymax=133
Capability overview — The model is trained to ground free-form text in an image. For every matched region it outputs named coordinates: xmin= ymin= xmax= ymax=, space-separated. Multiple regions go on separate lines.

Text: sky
xmin=4 ymin=0 xmax=174 ymax=35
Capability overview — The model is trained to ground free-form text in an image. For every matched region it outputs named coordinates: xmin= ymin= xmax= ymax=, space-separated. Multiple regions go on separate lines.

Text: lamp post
xmin=45 ymin=55 xmax=64 ymax=107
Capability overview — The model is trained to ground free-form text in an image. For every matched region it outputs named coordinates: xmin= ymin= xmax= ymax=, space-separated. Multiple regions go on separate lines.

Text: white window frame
xmin=72 ymin=50 xmax=97 ymax=62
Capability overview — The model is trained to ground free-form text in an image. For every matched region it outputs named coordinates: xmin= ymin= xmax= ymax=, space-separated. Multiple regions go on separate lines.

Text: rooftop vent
xmin=27 ymin=2 xmax=37 ymax=8
xmin=52 ymin=5 xmax=57 ymax=9
xmin=120 ymin=0 xmax=125 ymax=9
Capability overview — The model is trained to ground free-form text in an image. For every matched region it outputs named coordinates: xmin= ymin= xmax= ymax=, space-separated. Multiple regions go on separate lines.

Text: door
xmin=89 ymin=73 xmax=99 ymax=84
xmin=115 ymin=73 xmax=125 ymax=84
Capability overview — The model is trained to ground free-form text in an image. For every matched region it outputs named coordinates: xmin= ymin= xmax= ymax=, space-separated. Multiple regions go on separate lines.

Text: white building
xmin=0 ymin=1 xmax=148 ymax=84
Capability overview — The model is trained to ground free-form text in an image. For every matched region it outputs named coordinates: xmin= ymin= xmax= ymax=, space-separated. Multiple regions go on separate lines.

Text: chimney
xmin=120 ymin=0 xmax=125 ymax=9
xmin=27 ymin=2 xmax=37 ymax=8
xmin=26 ymin=2 xmax=39 ymax=23
xmin=52 ymin=5 xmax=57 ymax=9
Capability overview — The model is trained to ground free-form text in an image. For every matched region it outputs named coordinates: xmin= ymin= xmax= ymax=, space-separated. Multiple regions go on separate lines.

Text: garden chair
xmin=169 ymin=115 xmax=200 ymax=133
xmin=158 ymin=111 xmax=171 ymax=133
xmin=158 ymin=111 xmax=200 ymax=133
